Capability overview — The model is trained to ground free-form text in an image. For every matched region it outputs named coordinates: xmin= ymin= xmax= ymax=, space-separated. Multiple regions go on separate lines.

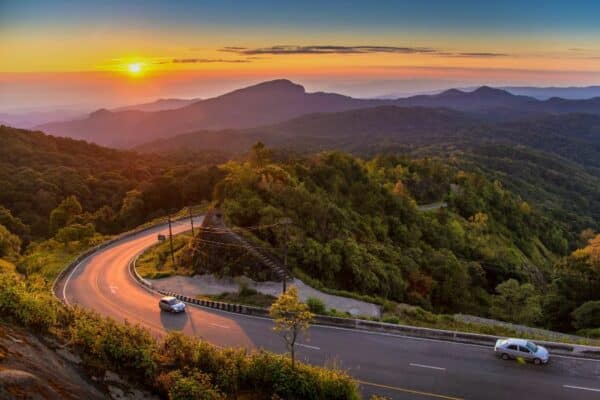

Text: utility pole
xmin=189 ymin=208 xmax=195 ymax=236
xmin=279 ymin=217 xmax=292 ymax=293
xmin=168 ymin=214 xmax=175 ymax=265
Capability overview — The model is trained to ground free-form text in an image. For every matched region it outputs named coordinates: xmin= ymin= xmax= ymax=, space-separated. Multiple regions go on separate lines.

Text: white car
xmin=158 ymin=296 xmax=186 ymax=313
xmin=494 ymin=338 xmax=549 ymax=365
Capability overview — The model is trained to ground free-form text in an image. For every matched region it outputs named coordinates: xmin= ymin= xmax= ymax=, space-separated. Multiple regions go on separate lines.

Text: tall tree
xmin=49 ymin=195 xmax=83 ymax=234
xmin=269 ymin=286 xmax=313 ymax=369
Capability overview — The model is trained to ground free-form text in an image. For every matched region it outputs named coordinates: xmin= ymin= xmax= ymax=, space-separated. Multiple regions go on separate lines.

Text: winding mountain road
xmin=56 ymin=218 xmax=600 ymax=399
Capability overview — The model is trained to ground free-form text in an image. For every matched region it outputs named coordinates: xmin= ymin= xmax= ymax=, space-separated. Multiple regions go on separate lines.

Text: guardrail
xmin=127 ymin=254 xmax=600 ymax=360
xmin=51 ymin=213 xmax=202 ymax=303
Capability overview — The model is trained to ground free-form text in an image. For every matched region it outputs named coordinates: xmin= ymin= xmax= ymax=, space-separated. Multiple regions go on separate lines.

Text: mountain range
xmin=36 ymin=79 xmax=600 ymax=149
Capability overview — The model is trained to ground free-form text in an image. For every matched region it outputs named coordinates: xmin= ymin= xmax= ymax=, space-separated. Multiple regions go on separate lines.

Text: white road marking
xmin=410 ymin=363 xmax=446 ymax=371
xmin=563 ymin=385 xmax=600 ymax=392
xmin=295 ymin=343 xmax=321 ymax=350
xmin=208 ymin=322 xmax=230 ymax=329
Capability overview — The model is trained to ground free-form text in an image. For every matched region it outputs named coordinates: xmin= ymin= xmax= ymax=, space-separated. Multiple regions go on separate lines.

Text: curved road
xmin=57 ymin=218 xmax=600 ymax=399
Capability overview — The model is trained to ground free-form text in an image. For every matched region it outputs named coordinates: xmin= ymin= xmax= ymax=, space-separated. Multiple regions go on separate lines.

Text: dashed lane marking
xmin=410 ymin=363 xmax=446 ymax=371
xmin=295 ymin=343 xmax=321 ymax=350
xmin=563 ymin=385 xmax=600 ymax=392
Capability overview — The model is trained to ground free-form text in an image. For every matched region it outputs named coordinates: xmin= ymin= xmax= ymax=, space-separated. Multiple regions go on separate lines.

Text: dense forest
xmin=0 ymin=125 xmax=225 ymax=243
xmin=1 ymin=126 xmax=599 ymax=335
xmin=211 ymin=145 xmax=566 ymax=318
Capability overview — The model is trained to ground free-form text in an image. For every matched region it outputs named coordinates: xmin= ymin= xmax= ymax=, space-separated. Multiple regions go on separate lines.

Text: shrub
xmin=0 ymin=272 xmax=57 ymax=331
xmin=0 ymin=271 xmax=360 ymax=400
xmin=306 ymin=297 xmax=327 ymax=314
xmin=245 ymin=351 xmax=359 ymax=400
xmin=156 ymin=370 xmax=225 ymax=400
xmin=70 ymin=310 xmax=157 ymax=381
xmin=14 ymin=292 xmax=58 ymax=332
xmin=382 ymin=315 xmax=400 ymax=324
xmin=572 ymin=301 xmax=600 ymax=330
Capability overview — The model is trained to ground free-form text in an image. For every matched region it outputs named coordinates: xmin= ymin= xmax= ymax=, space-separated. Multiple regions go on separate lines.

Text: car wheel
xmin=501 ymin=353 xmax=509 ymax=360
xmin=533 ymin=358 xmax=542 ymax=365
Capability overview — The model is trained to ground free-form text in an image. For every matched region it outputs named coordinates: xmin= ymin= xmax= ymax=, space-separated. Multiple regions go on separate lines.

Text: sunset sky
xmin=2 ymin=0 xmax=600 ymax=111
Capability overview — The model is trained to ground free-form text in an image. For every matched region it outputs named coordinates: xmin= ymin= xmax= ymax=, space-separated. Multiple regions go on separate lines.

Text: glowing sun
xmin=127 ymin=63 xmax=143 ymax=74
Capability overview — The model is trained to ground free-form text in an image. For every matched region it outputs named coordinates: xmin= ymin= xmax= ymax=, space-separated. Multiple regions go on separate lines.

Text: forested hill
xmin=135 ymin=109 xmax=600 ymax=241
xmin=214 ymin=150 xmax=567 ymax=316
xmin=2 ymin=125 xmax=598 ymax=334
xmin=0 ymin=125 xmax=225 ymax=240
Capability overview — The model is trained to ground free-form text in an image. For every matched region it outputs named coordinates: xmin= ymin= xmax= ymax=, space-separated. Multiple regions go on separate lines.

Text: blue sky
xmin=2 ymin=0 xmax=600 ymax=34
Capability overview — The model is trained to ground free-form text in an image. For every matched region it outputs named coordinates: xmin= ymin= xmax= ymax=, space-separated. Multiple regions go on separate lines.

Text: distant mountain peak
xmin=438 ymin=88 xmax=466 ymax=97
xmin=472 ymin=86 xmax=512 ymax=97
xmin=89 ymin=108 xmax=112 ymax=118
xmin=233 ymin=79 xmax=306 ymax=95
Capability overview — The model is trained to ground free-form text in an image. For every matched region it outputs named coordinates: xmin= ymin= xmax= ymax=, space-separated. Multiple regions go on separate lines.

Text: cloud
xmin=453 ymin=52 xmax=510 ymax=57
xmin=220 ymin=45 xmax=511 ymax=58
xmin=171 ymin=58 xmax=251 ymax=64
xmin=221 ymin=45 xmax=436 ymax=55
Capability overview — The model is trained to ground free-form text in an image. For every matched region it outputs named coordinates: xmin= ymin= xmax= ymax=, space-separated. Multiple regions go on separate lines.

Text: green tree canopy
xmin=269 ymin=286 xmax=313 ymax=368
xmin=0 ymin=223 xmax=21 ymax=259
xmin=49 ymin=195 xmax=83 ymax=234
xmin=490 ymin=279 xmax=542 ymax=325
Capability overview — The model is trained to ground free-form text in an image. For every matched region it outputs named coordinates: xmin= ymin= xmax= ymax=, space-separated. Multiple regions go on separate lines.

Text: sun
xmin=127 ymin=63 xmax=143 ymax=75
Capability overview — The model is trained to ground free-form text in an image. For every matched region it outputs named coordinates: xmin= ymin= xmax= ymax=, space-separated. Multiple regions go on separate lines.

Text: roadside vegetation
xmin=137 ymin=233 xmax=195 ymax=279
xmin=0 ymin=270 xmax=360 ymax=399
xmin=1 ymin=125 xmax=599 ymax=338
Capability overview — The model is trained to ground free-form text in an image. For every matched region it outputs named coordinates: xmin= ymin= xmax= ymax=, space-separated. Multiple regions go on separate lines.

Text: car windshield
xmin=166 ymin=298 xmax=179 ymax=305
xmin=526 ymin=342 xmax=538 ymax=353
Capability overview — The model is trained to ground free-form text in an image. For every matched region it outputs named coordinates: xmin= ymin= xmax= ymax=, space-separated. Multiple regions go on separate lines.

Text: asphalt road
xmin=58 ymin=218 xmax=600 ymax=399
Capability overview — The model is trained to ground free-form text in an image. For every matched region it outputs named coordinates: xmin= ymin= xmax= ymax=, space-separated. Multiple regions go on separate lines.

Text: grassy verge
xmin=136 ymin=233 xmax=194 ymax=279
xmin=18 ymin=236 xmax=107 ymax=282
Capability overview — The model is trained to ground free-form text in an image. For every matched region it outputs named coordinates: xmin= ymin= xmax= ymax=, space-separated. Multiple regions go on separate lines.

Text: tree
xmin=118 ymin=189 xmax=145 ymax=228
xmin=249 ymin=141 xmax=272 ymax=169
xmin=55 ymin=223 xmax=95 ymax=247
xmin=49 ymin=195 xmax=83 ymax=234
xmin=0 ymin=206 xmax=28 ymax=238
xmin=572 ymin=301 xmax=600 ymax=330
xmin=269 ymin=286 xmax=313 ymax=368
xmin=0 ymin=224 xmax=21 ymax=259
xmin=490 ymin=279 xmax=542 ymax=325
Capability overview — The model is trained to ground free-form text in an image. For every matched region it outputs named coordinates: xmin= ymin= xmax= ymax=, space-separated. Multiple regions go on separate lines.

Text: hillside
xmin=135 ymin=106 xmax=478 ymax=154
xmin=112 ymin=97 xmax=201 ymax=112
xmin=135 ymin=109 xmax=600 ymax=245
xmin=0 ymin=125 xmax=225 ymax=240
xmin=205 ymin=151 xmax=565 ymax=318
xmin=37 ymin=80 xmax=387 ymax=148
xmin=38 ymin=80 xmax=600 ymax=149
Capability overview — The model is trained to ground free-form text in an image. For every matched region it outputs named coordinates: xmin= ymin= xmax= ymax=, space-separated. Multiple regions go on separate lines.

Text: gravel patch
xmin=149 ymin=274 xmax=381 ymax=318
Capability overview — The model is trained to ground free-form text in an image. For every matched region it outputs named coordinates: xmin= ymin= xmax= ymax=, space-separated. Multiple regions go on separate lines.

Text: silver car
xmin=494 ymin=338 xmax=549 ymax=365
xmin=158 ymin=296 xmax=186 ymax=313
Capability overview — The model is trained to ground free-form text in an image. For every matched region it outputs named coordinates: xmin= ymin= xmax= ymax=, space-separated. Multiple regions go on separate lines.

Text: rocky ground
xmin=0 ymin=323 xmax=157 ymax=400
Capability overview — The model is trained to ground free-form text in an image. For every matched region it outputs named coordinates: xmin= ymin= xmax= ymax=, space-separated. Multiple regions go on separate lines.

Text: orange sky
xmin=2 ymin=1 xmax=600 ymax=110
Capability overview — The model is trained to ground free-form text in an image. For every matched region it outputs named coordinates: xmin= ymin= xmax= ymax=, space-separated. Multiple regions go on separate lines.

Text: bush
xmin=0 ymin=271 xmax=360 ymax=400
xmin=156 ymin=370 xmax=225 ymax=400
xmin=70 ymin=310 xmax=157 ymax=381
xmin=572 ymin=301 xmax=600 ymax=330
xmin=245 ymin=351 xmax=359 ymax=400
xmin=306 ymin=297 xmax=327 ymax=315
xmin=0 ymin=272 xmax=57 ymax=331
xmin=382 ymin=315 xmax=400 ymax=324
